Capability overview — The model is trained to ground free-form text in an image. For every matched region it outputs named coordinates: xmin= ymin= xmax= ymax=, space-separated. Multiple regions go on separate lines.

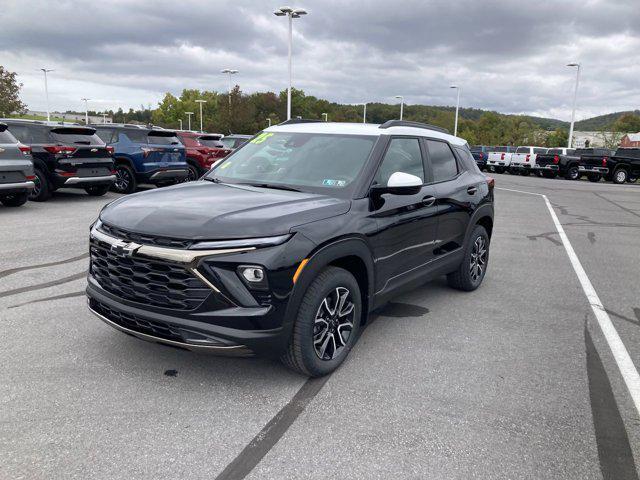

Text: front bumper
xmin=0 ymin=181 xmax=35 ymax=194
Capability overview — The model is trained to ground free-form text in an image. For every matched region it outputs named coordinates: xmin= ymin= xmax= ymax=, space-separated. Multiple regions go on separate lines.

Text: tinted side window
xmin=124 ymin=130 xmax=149 ymax=143
xmin=374 ymin=138 xmax=424 ymax=186
xmin=454 ymin=146 xmax=481 ymax=174
xmin=6 ymin=125 xmax=29 ymax=143
xmin=95 ymin=129 xmax=115 ymax=143
xmin=427 ymin=140 xmax=458 ymax=182
xmin=534 ymin=148 xmax=546 ymax=154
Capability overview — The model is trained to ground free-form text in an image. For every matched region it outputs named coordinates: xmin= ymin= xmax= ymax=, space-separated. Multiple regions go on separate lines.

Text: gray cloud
xmin=1 ymin=0 xmax=638 ymax=120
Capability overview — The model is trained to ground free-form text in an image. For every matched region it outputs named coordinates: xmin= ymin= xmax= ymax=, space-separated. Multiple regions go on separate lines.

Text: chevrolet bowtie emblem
xmin=91 ymin=148 xmax=98 ymax=152
xmin=110 ymin=240 xmax=141 ymax=257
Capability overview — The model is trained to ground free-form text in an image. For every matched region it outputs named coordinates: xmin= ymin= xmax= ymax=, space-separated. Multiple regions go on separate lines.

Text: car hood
xmin=99 ymin=181 xmax=350 ymax=240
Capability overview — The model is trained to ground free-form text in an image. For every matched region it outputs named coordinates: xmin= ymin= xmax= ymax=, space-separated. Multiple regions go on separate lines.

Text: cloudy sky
xmin=1 ymin=0 xmax=639 ymax=121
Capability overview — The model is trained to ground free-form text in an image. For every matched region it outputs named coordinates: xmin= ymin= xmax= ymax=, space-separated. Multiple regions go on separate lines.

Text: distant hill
xmin=575 ymin=110 xmax=640 ymax=131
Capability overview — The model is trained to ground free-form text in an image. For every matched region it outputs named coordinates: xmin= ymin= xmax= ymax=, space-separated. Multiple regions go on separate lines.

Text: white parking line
xmin=497 ymin=187 xmax=640 ymax=416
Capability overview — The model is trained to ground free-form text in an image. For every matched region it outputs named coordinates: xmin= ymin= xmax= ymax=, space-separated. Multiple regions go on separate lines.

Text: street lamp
xmin=567 ymin=63 xmax=581 ymax=148
xmin=221 ymin=69 xmax=238 ymax=104
xmin=267 ymin=118 xmax=272 ymax=127
xmin=273 ymin=6 xmax=308 ymax=120
xmin=185 ymin=112 xmax=194 ymax=131
xmin=195 ymin=99 xmax=207 ymax=133
xmin=321 ymin=113 xmax=328 ymax=122
xmin=395 ymin=95 xmax=404 ymax=120
xmin=40 ymin=68 xmax=54 ymax=122
xmin=450 ymin=85 xmax=461 ymax=136
xmin=358 ymin=103 xmax=367 ymax=123
xmin=81 ymin=98 xmax=90 ymax=125
xmin=179 ymin=119 xmax=183 ymax=130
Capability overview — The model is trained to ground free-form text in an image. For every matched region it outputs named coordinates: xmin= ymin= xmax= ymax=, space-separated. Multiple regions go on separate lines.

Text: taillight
xmin=44 ymin=145 xmax=76 ymax=155
xmin=18 ymin=144 xmax=31 ymax=155
xmin=602 ymin=157 xmax=608 ymax=166
xmin=553 ymin=155 xmax=560 ymax=164
xmin=141 ymin=147 xmax=163 ymax=158
xmin=486 ymin=176 xmax=495 ymax=189
xmin=500 ymin=153 xmax=505 ymax=160
xmin=525 ymin=154 xmax=530 ymax=162
xmin=479 ymin=152 xmax=484 ymax=160
xmin=26 ymin=175 xmax=36 ymax=181
xmin=106 ymin=146 xmax=114 ymax=155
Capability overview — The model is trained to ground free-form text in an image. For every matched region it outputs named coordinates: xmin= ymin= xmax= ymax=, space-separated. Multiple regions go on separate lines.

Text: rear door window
xmin=426 ymin=140 xmax=459 ymax=182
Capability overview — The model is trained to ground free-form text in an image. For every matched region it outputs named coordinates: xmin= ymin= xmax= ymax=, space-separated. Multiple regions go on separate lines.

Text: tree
xmin=0 ymin=66 xmax=27 ymax=115
xmin=545 ymin=128 xmax=568 ymax=147
xmin=613 ymin=113 xmax=640 ymax=133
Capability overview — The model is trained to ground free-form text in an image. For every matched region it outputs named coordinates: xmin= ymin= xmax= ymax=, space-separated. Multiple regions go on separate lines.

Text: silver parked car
xmin=0 ymin=122 xmax=34 ymax=207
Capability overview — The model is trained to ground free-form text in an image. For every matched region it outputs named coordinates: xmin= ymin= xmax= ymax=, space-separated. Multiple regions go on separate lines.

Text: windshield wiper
xmin=240 ymin=182 xmax=302 ymax=192
xmin=203 ymin=176 xmax=222 ymax=183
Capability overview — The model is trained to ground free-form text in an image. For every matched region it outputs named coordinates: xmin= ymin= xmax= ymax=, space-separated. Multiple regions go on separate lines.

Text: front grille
xmin=0 ymin=171 xmax=26 ymax=184
xmin=99 ymin=223 xmax=192 ymax=249
xmin=90 ymin=239 xmax=211 ymax=310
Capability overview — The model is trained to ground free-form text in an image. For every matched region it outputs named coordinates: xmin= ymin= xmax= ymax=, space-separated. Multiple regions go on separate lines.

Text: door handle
xmin=467 ymin=186 xmax=478 ymax=195
xmin=422 ymin=196 xmax=436 ymax=207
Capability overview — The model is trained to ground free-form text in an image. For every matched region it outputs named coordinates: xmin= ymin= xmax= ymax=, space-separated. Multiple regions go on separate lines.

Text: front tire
xmin=29 ymin=168 xmax=51 ymax=202
xmin=281 ymin=266 xmax=362 ymax=377
xmin=112 ymin=164 xmax=137 ymax=194
xmin=565 ymin=165 xmax=580 ymax=180
xmin=447 ymin=225 xmax=490 ymax=292
xmin=1 ymin=192 xmax=29 ymax=207
xmin=613 ymin=168 xmax=628 ymax=184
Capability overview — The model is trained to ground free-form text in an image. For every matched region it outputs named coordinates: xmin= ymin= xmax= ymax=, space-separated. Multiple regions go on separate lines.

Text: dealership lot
xmin=1 ymin=177 xmax=639 ymax=479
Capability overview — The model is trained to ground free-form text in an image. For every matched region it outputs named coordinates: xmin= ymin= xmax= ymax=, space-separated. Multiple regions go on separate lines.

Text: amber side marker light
xmin=293 ymin=259 xmax=309 ymax=283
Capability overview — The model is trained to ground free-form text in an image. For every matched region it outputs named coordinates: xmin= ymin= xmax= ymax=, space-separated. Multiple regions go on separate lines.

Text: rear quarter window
xmin=0 ymin=130 xmax=18 ymax=144
xmin=454 ymin=146 xmax=481 ymax=173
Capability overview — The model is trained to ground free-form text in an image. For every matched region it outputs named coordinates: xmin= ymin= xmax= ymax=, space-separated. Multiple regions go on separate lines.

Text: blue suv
xmin=94 ymin=125 xmax=188 ymax=194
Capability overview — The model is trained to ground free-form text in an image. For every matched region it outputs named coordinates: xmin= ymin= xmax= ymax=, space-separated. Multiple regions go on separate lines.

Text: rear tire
xmin=613 ymin=168 xmax=628 ymax=184
xmin=565 ymin=165 xmax=580 ymax=180
xmin=447 ymin=225 xmax=490 ymax=292
xmin=1 ymin=192 xmax=29 ymax=207
xmin=281 ymin=266 xmax=362 ymax=377
xmin=495 ymin=167 xmax=505 ymax=174
xmin=84 ymin=184 xmax=110 ymax=196
xmin=29 ymin=168 xmax=51 ymax=202
xmin=587 ymin=173 xmax=602 ymax=183
xmin=186 ymin=163 xmax=201 ymax=182
xmin=112 ymin=164 xmax=137 ymax=194
xmin=520 ymin=169 xmax=531 ymax=176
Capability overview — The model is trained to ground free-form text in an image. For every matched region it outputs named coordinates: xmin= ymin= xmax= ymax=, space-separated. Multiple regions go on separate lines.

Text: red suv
xmin=176 ymin=132 xmax=232 ymax=181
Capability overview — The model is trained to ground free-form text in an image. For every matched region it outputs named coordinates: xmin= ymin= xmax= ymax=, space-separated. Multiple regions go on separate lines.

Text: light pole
xmin=179 ymin=119 xmax=183 ymax=130
xmin=40 ymin=68 xmax=53 ymax=122
xmin=273 ymin=6 xmax=308 ymax=120
xmin=195 ymin=99 xmax=207 ymax=133
xmin=267 ymin=118 xmax=272 ymax=127
xmin=322 ymin=113 xmax=328 ymax=122
xmin=81 ymin=98 xmax=90 ymax=125
xmin=102 ymin=113 xmax=107 ymax=124
xmin=359 ymin=103 xmax=367 ymax=123
xmin=185 ymin=112 xmax=194 ymax=131
xmin=395 ymin=95 xmax=404 ymax=120
xmin=567 ymin=63 xmax=581 ymax=149
xmin=450 ymin=85 xmax=461 ymax=136
xmin=221 ymin=69 xmax=238 ymax=104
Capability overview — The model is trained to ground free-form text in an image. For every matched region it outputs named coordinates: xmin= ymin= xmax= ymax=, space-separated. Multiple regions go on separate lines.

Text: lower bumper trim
xmin=89 ymin=304 xmax=254 ymax=356
xmin=0 ymin=181 xmax=34 ymax=191
xmin=64 ymin=175 xmax=116 ymax=185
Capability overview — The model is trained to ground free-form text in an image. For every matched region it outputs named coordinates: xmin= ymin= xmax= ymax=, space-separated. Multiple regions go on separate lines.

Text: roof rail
xmin=277 ymin=118 xmax=324 ymax=126
xmin=379 ymin=120 xmax=450 ymax=134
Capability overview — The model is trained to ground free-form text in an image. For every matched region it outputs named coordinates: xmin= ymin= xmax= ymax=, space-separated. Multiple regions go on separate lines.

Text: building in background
xmin=571 ymin=131 xmax=618 ymax=148
xmin=620 ymin=132 xmax=640 ymax=148
xmin=25 ymin=110 xmax=112 ymax=124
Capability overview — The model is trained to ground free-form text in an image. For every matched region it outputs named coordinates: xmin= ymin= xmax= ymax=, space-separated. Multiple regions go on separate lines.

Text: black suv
xmin=86 ymin=120 xmax=494 ymax=376
xmin=3 ymin=120 xmax=115 ymax=201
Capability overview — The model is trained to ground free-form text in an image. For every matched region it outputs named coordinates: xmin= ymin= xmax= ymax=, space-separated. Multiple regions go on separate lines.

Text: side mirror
xmin=372 ymin=171 xmax=423 ymax=196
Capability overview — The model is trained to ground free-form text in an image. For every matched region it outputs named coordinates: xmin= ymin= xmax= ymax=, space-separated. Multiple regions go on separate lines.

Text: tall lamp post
xmin=360 ymin=103 xmax=367 ymax=123
xmin=321 ymin=113 xmax=328 ymax=122
xmin=185 ymin=112 xmax=194 ymax=131
xmin=450 ymin=85 xmax=461 ymax=136
xmin=221 ymin=69 xmax=238 ymax=104
xmin=179 ymin=119 xmax=183 ymax=130
xmin=81 ymin=98 xmax=90 ymax=125
xmin=273 ymin=6 xmax=308 ymax=120
xmin=40 ymin=68 xmax=54 ymax=122
xmin=567 ymin=63 xmax=581 ymax=149
xmin=267 ymin=118 xmax=272 ymax=127
xmin=195 ymin=99 xmax=207 ymax=133
xmin=395 ymin=95 xmax=404 ymax=120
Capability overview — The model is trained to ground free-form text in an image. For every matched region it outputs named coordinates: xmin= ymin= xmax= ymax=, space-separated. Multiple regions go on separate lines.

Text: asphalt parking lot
xmin=1 ymin=177 xmax=639 ymax=480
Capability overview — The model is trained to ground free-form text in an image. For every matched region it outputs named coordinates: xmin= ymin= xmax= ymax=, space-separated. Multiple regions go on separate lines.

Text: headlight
xmin=190 ymin=234 xmax=291 ymax=250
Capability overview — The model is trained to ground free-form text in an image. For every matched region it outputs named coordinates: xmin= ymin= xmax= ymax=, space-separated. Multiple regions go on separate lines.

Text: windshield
xmin=207 ymin=132 xmax=377 ymax=193
xmin=516 ymin=147 xmax=530 ymax=153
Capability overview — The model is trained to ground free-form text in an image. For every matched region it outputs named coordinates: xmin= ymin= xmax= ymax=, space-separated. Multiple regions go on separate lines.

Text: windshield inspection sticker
xmin=322 ymin=179 xmax=346 ymax=187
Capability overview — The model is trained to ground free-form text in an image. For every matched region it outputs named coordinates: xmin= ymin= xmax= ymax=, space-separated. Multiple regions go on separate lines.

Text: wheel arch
xmin=285 ymin=236 xmax=375 ymax=329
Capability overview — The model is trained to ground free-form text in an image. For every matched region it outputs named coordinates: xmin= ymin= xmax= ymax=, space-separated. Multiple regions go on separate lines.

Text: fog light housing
xmin=237 ymin=265 xmax=268 ymax=290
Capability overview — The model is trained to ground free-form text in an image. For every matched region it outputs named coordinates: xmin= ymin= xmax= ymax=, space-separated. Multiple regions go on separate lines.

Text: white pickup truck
xmin=509 ymin=146 xmax=548 ymax=175
xmin=486 ymin=146 xmax=516 ymax=173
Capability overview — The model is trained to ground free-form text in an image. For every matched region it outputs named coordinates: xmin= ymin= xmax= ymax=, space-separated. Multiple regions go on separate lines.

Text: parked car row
xmin=0 ymin=119 xmax=251 ymax=207
xmin=471 ymin=145 xmax=640 ymax=184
